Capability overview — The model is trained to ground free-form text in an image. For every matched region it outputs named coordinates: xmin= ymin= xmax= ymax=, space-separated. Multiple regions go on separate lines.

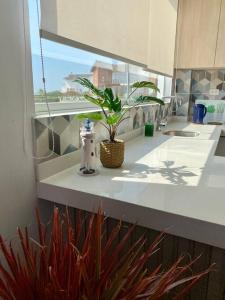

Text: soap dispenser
xmin=79 ymin=119 xmax=98 ymax=176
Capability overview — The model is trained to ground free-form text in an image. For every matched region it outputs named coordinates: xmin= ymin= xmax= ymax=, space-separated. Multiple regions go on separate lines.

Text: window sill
xmin=34 ymin=101 xmax=169 ymax=119
xmin=35 ymin=102 xmax=99 ymax=118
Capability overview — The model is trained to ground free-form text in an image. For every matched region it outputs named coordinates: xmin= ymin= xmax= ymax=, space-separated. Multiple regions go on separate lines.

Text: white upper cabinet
xmin=215 ymin=0 xmax=225 ymax=67
xmin=175 ymin=0 xmax=222 ymax=69
xmin=147 ymin=0 xmax=178 ymax=76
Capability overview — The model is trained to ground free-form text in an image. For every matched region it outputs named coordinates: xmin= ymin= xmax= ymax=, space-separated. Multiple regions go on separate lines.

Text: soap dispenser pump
xmin=78 ymin=119 xmax=98 ymax=176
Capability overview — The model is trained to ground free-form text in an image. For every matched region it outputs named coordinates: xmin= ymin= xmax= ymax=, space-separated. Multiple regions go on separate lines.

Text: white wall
xmin=0 ymin=0 xmax=37 ymax=239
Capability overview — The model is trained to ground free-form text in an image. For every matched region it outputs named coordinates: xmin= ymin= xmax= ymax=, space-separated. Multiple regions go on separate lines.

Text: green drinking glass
xmin=145 ymin=123 xmax=154 ymax=137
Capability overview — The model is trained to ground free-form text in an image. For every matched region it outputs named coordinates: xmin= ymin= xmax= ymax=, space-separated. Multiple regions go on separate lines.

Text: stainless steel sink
xmin=163 ymin=130 xmax=200 ymax=137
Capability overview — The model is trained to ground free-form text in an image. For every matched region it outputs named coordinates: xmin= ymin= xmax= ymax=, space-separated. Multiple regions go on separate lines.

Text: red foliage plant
xmin=0 ymin=208 xmax=212 ymax=300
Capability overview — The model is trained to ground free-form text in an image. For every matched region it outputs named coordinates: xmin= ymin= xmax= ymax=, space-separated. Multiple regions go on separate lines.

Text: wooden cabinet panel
xmin=215 ymin=0 xmax=225 ymax=67
xmin=175 ymin=0 xmax=221 ymax=69
xmin=147 ymin=0 xmax=178 ymax=76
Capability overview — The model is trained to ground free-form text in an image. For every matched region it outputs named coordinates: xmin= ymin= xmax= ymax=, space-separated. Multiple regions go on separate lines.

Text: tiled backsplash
xmin=34 ymin=103 xmax=172 ymax=162
xmin=175 ymin=69 xmax=225 ymax=119
xmin=191 ymin=70 xmax=225 ymax=100
xmin=35 ymin=69 xmax=225 ymax=163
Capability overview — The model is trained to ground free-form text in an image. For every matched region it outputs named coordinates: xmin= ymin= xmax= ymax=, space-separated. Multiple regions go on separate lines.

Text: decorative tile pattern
xmin=175 ymin=70 xmax=191 ymax=94
xmin=34 ymin=103 xmax=172 ymax=162
xmin=34 ymin=116 xmax=80 ymax=160
xmin=175 ymin=69 xmax=225 ymax=119
xmin=175 ymin=70 xmax=192 ymax=117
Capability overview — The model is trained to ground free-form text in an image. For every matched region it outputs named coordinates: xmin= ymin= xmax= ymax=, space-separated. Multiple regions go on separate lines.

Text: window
xmin=128 ymin=64 xmax=158 ymax=104
xmin=29 ymin=0 xmax=172 ymax=115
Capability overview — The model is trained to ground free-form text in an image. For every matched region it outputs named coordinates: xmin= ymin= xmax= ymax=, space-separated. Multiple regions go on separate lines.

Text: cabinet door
xmin=215 ymin=0 xmax=225 ymax=67
xmin=147 ymin=0 xmax=178 ymax=76
xmin=175 ymin=0 xmax=221 ymax=69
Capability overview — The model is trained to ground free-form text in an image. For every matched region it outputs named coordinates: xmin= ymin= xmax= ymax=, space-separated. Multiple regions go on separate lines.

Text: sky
xmin=28 ymin=0 xmax=115 ymax=92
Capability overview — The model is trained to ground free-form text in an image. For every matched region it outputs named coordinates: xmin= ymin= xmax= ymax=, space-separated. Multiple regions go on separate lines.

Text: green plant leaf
xmin=75 ymin=77 xmax=104 ymax=98
xmin=104 ymin=88 xmax=114 ymax=102
xmin=103 ymin=89 xmax=122 ymax=113
xmin=112 ymin=95 xmax=122 ymax=113
xmin=135 ymin=95 xmax=164 ymax=105
xmin=106 ymin=113 xmax=122 ymax=125
xmin=103 ymin=88 xmax=114 ymax=111
xmin=131 ymin=81 xmax=160 ymax=92
xmin=76 ymin=112 xmax=103 ymax=121
xmin=83 ymin=94 xmax=109 ymax=108
xmin=83 ymin=94 xmax=102 ymax=106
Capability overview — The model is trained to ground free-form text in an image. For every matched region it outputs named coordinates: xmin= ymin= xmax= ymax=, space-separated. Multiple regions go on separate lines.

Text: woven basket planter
xmin=100 ymin=139 xmax=124 ymax=168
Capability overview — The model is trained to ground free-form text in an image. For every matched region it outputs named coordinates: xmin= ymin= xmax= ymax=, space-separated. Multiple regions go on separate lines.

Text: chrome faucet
xmin=156 ymin=102 xmax=167 ymax=131
xmin=164 ymin=95 xmax=183 ymax=114
xmin=156 ymin=95 xmax=183 ymax=131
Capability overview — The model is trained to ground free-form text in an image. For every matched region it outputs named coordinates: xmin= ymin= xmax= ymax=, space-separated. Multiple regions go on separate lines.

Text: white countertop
xmin=38 ymin=119 xmax=225 ymax=249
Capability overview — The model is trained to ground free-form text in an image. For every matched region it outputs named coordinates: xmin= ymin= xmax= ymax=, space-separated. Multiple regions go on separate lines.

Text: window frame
xmin=35 ymin=101 xmax=98 ymax=115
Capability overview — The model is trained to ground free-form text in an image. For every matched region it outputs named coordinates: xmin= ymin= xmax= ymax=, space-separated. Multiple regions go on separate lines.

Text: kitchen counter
xmin=38 ymin=119 xmax=225 ymax=249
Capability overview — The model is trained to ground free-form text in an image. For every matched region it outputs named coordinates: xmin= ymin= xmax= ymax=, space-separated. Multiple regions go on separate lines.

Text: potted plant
xmin=0 ymin=207 xmax=211 ymax=299
xmin=76 ymin=77 xmax=164 ymax=168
